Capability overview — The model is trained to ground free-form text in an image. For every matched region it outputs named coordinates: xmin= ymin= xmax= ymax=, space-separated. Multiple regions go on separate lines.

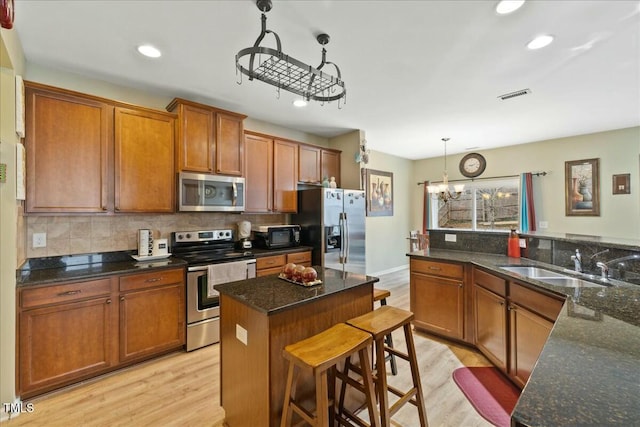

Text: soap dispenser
xmin=508 ymin=229 xmax=520 ymax=258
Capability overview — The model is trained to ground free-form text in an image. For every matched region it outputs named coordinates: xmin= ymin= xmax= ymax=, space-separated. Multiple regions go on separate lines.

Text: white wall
xmin=411 ymin=127 xmax=640 ymax=240
xmin=0 ymin=28 xmax=25 ymax=419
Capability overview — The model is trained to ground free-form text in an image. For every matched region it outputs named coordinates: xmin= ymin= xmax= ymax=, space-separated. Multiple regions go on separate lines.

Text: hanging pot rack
xmin=235 ymin=0 xmax=347 ymax=104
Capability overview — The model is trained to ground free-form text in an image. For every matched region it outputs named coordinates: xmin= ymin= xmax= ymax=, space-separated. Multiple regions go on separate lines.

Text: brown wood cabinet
xmin=24 ymin=81 xmax=176 ymax=214
xmin=298 ymin=144 xmax=321 ymax=184
xmin=18 ymin=277 xmax=118 ymax=398
xmin=473 ymin=269 xmax=508 ymax=371
xmin=114 ymin=107 xmax=175 ymax=212
xmin=410 ymin=258 xmax=465 ymax=340
xmin=256 ymin=251 xmax=312 ymax=277
xmin=25 ymin=83 xmax=113 ymax=213
xmin=118 ymin=269 xmax=185 ymax=363
xmin=244 ymin=132 xmax=298 ymax=213
xmin=321 ymin=149 xmax=341 ymax=187
xmin=167 ymin=98 xmax=246 ymax=176
xmin=17 ymin=267 xmax=185 ymax=399
xmin=472 ymin=267 xmax=564 ymax=387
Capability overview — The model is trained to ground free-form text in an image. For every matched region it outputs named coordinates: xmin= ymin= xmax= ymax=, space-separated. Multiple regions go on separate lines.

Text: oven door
xmin=187 ymin=266 xmax=220 ymax=324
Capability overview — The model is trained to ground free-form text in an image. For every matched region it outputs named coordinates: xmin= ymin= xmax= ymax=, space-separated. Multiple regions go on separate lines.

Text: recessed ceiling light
xmin=527 ymin=35 xmax=554 ymax=50
xmin=496 ymin=0 xmax=525 ymax=15
xmin=137 ymin=44 xmax=162 ymax=58
xmin=293 ymin=99 xmax=308 ymax=107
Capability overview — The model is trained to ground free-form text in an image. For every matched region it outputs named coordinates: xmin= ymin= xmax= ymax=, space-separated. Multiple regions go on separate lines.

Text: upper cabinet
xmin=167 ymin=98 xmax=246 ymax=176
xmin=24 ymin=82 xmax=176 ymax=214
xmin=298 ymin=144 xmax=341 ymax=187
xmin=244 ymin=132 xmax=298 ymax=213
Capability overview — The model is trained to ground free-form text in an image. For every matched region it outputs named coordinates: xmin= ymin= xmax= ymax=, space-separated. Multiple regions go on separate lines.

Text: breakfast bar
xmin=215 ymin=267 xmax=379 ymax=427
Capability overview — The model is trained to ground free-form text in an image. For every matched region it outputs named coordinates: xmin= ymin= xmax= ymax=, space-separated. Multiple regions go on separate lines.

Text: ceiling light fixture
xmin=137 ymin=44 xmax=162 ymax=58
xmin=427 ymin=138 xmax=465 ymax=203
xmin=235 ymin=0 xmax=346 ymax=106
xmin=496 ymin=0 xmax=526 ymax=15
xmin=527 ymin=34 xmax=554 ymax=50
xmin=293 ymin=99 xmax=308 ymax=107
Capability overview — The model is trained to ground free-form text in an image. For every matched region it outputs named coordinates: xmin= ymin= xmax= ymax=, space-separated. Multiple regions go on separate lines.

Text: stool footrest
xmin=388 ymin=386 xmax=419 ymax=416
xmin=384 ymin=345 xmax=409 ymax=361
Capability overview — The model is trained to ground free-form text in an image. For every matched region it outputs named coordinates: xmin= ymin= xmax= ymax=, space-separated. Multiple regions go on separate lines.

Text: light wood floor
xmin=2 ymin=268 xmax=492 ymax=427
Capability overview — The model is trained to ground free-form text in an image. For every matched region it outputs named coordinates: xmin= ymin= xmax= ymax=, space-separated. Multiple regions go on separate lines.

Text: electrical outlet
xmin=33 ymin=232 xmax=47 ymax=248
xmin=445 ymin=233 xmax=457 ymax=243
xmin=539 ymin=221 xmax=548 ymax=229
xmin=236 ymin=324 xmax=248 ymax=345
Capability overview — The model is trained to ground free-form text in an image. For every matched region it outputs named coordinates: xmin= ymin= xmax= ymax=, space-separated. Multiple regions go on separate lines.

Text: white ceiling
xmin=13 ymin=0 xmax=640 ymax=160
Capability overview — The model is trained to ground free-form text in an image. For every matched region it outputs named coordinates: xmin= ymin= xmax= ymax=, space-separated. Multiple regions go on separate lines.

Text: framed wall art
xmin=564 ymin=158 xmax=600 ymax=216
xmin=364 ymin=168 xmax=393 ymax=216
xmin=612 ymin=173 xmax=630 ymax=195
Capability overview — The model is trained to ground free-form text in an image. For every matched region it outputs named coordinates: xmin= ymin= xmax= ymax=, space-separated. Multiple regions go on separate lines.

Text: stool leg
xmin=374 ymin=338 xmax=390 ymax=427
xmin=280 ymin=361 xmax=297 ymax=427
xmin=359 ymin=347 xmax=381 ymax=427
xmin=380 ymin=298 xmax=398 ymax=376
xmin=315 ymin=369 xmax=329 ymax=427
xmin=404 ymin=323 xmax=429 ymax=427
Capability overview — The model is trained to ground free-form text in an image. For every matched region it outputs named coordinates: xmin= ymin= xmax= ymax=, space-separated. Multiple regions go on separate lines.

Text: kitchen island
xmin=215 ymin=267 xmax=379 ymax=427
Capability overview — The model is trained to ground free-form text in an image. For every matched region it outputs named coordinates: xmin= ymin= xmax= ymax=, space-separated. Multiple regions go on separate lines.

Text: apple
xmin=282 ymin=263 xmax=297 ymax=279
xmin=292 ymin=265 xmax=306 ymax=282
xmin=301 ymin=267 xmax=318 ymax=283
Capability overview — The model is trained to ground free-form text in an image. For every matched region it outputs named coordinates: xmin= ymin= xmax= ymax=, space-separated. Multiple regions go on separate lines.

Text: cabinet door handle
xmin=508 ymin=305 xmax=514 ymax=311
xmin=499 ymin=301 xmax=505 ymax=306
xmin=106 ymin=299 xmax=112 ymax=304
xmin=145 ymin=277 xmax=162 ymax=283
xmin=58 ymin=290 xmax=81 ymax=297
xmin=429 ymin=266 xmax=441 ymax=271
xmin=458 ymin=283 xmax=463 ymax=288
xmin=120 ymin=296 xmax=125 ymax=301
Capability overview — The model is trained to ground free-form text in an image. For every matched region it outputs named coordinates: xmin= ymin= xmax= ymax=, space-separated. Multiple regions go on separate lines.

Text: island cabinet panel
xmin=218 ymin=272 xmax=374 ymax=427
xmin=114 ymin=107 xmax=175 ymax=213
xmin=410 ymin=259 xmax=465 ymax=340
xmin=298 ymin=144 xmax=322 ymax=184
xmin=18 ymin=277 xmax=118 ymax=398
xmin=168 ymin=98 xmax=246 ymax=176
xmin=256 ymin=251 xmax=312 ymax=277
xmin=321 ymin=149 xmax=341 ymax=187
xmin=25 ymin=83 xmax=113 ymax=213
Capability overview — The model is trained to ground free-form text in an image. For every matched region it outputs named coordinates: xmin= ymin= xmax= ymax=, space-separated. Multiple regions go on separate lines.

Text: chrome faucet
xmin=571 ymin=249 xmax=582 ymax=273
xmin=596 ymin=261 xmax=609 ymax=280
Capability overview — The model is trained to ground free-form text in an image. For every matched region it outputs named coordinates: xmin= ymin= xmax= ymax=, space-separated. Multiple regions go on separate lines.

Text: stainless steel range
xmin=172 ymin=229 xmax=256 ymax=351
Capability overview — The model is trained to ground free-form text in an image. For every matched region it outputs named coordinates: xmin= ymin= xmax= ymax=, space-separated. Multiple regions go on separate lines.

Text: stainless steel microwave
xmin=178 ymin=172 xmax=245 ymax=212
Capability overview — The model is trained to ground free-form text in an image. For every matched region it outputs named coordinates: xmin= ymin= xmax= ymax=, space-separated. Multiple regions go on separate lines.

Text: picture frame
xmin=364 ymin=168 xmax=393 ymax=216
xmin=565 ymin=158 xmax=600 ymax=216
xmin=612 ymin=173 xmax=630 ymax=195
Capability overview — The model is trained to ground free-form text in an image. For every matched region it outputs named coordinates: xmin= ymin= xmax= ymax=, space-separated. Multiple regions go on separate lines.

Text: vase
xmin=572 ymin=178 xmax=583 ymax=202
xmin=578 ymin=183 xmax=592 ymax=202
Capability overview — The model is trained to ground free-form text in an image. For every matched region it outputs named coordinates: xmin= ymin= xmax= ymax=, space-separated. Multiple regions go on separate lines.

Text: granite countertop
xmin=408 ymin=249 xmax=640 ymax=426
xmin=16 ymin=252 xmax=187 ymax=287
xmin=214 ymin=267 xmax=379 ymax=315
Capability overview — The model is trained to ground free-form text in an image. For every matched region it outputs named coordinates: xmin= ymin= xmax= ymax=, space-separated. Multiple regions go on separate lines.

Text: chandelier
xmin=235 ymin=0 xmax=347 ymax=105
xmin=427 ymin=138 xmax=465 ymax=203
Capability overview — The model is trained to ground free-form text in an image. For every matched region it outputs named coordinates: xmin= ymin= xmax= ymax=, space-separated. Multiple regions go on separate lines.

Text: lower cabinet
xmin=256 ymin=251 xmax=312 ymax=277
xmin=18 ymin=268 xmax=185 ymax=399
xmin=410 ymin=259 xmax=465 ymax=341
xmin=474 ymin=285 xmax=508 ymax=371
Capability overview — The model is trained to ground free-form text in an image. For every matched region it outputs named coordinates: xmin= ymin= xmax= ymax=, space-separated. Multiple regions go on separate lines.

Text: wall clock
xmin=0 ymin=0 xmax=14 ymax=29
xmin=459 ymin=152 xmax=486 ymax=178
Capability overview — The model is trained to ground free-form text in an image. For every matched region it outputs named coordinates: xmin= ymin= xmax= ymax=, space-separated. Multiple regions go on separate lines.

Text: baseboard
xmin=369 ymin=264 xmax=409 ymax=277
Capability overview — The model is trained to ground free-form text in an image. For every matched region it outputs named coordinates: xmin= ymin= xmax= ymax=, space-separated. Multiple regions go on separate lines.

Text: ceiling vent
xmin=498 ymin=88 xmax=531 ymax=100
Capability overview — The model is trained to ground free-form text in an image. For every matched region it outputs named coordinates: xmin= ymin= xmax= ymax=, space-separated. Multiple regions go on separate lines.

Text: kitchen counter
xmin=215 ymin=268 xmax=378 ymax=426
xmin=408 ymin=249 xmax=640 ymax=426
xmin=16 ymin=251 xmax=187 ymax=287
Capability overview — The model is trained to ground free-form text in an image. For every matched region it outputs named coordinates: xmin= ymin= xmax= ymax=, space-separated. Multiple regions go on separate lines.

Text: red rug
xmin=452 ymin=367 xmax=520 ymax=427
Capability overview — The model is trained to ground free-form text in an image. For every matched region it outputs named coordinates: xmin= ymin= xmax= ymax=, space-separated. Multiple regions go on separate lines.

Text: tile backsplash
xmin=25 ymin=213 xmax=286 ymax=258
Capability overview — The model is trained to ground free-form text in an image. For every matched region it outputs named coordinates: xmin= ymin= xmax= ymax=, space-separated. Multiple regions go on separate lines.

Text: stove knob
xmin=177 ymin=234 xmax=183 ymax=240
xmin=186 ymin=233 xmax=192 ymax=239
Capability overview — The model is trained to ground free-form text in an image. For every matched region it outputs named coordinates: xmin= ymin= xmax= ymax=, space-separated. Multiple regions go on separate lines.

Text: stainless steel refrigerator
xmin=293 ymin=188 xmax=366 ymax=274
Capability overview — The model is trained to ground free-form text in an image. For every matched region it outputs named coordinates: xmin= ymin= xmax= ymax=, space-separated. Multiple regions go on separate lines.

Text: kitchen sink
xmin=500 ymin=266 xmax=609 ymax=288
xmin=499 ymin=266 xmax=566 ymax=278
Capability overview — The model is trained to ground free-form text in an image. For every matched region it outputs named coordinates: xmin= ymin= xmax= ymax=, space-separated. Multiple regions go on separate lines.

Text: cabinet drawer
xmin=411 ymin=259 xmax=463 ymax=279
xmin=21 ymin=278 xmax=114 ymax=309
xmin=119 ymin=268 xmax=184 ymax=293
xmin=474 ymin=268 xmax=507 ymax=297
xmin=509 ymin=282 xmax=563 ymax=321
xmin=287 ymin=251 xmax=311 ymax=265
xmin=257 ymin=255 xmax=286 ymax=271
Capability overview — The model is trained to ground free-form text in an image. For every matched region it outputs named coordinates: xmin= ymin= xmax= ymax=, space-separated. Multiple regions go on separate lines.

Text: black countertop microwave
xmin=252 ymin=225 xmax=301 ymax=249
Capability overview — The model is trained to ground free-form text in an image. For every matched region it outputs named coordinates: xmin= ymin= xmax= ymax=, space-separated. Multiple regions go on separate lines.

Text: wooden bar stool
xmin=373 ymin=288 xmax=397 ymax=375
xmin=280 ymin=323 xmax=381 ymax=427
xmin=346 ymin=305 xmax=429 ymax=427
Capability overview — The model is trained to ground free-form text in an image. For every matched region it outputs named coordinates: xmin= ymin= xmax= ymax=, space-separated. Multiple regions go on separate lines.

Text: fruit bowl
xmin=278 ymin=273 xmax=323 ymax=287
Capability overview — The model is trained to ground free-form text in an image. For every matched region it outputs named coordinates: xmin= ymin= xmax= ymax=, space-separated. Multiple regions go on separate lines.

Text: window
xmin=429 ymin=177 xmax=520 ymax=231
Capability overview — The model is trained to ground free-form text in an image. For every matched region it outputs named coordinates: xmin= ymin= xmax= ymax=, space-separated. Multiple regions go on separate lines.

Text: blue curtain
xmin=520 ymin=173 xmax=536 ymax=231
